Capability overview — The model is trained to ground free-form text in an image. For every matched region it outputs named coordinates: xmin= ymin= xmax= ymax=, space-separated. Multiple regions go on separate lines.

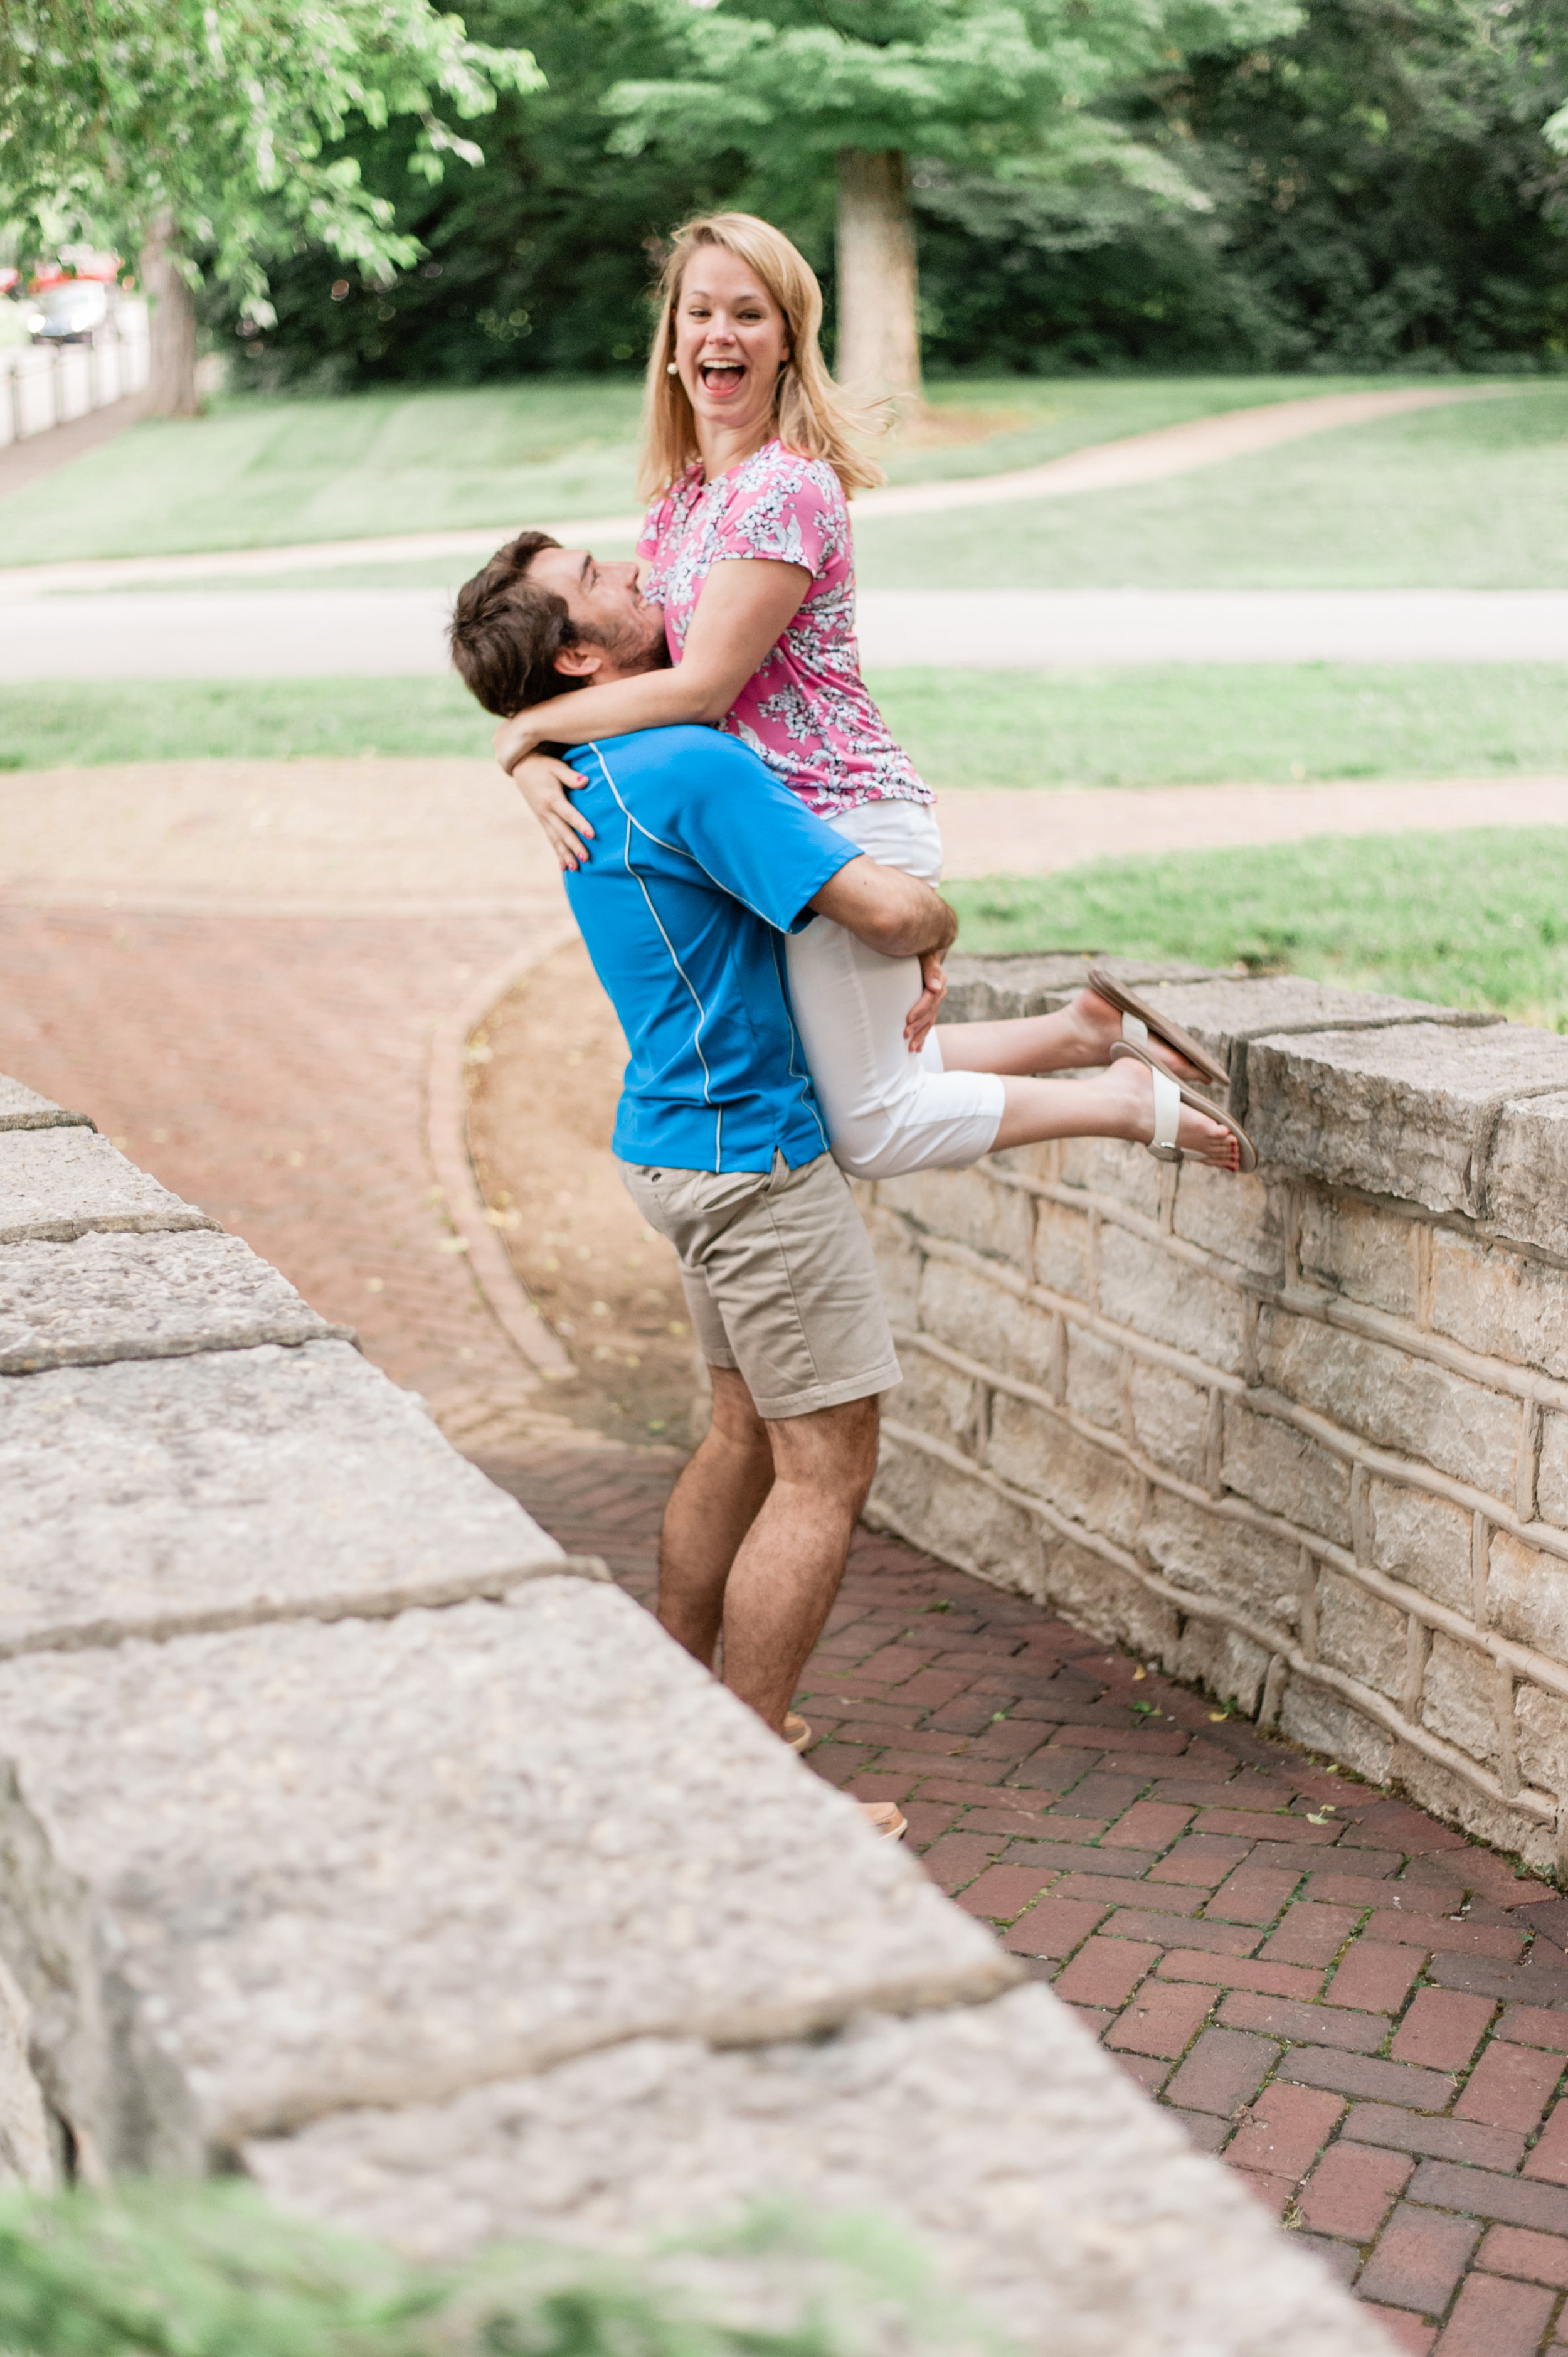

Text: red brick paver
xmin=13 ymin=895 xmax=1568 ymax=2353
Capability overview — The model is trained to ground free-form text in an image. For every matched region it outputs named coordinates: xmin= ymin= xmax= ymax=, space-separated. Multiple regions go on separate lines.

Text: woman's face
xmin=671 ymin=246 xmax=789 ymax=445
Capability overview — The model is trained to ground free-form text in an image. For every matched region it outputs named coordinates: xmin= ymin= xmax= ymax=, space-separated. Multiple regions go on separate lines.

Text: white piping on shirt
xmin=593 ymin=738 xmax=721 ymax=1168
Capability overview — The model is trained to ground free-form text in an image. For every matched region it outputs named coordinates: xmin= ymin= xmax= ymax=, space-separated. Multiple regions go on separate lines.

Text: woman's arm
xmin=493 ymin=558 xmax=810 ymax=775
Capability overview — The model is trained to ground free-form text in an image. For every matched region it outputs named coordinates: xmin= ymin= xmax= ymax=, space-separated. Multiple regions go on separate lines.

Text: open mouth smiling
xmin=697 ymin=358 xmax=746 ymax=395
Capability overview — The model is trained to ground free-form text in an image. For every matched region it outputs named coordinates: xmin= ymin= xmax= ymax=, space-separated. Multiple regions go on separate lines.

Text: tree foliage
xmin=0 ymin=0 xmax=541 ymax=321
xmin=213 ymin=0 xmax=1568 ymax=379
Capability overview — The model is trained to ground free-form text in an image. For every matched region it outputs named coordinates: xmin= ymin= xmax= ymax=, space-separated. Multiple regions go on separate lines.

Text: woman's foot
xmin=1099 ymin=1053 xmax=1239 ymax=1169
xmin=1067 ymin=988 xmax=1207 ymax=1080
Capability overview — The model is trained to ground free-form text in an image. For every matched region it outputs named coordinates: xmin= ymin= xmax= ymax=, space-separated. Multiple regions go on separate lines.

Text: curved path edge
xmin=426 ymin=928 xmax=578 ymax=1381
xmin=0 ymin=386 xmax=1486 ymax=597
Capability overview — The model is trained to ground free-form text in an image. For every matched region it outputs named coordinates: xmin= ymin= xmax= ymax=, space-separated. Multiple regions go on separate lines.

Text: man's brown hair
xmin=447 ymin=530 xmax=598 ymax=716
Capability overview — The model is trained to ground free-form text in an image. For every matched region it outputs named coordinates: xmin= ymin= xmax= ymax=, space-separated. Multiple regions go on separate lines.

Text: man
xmin=450 ymin=532 xmax=956 ymax=1839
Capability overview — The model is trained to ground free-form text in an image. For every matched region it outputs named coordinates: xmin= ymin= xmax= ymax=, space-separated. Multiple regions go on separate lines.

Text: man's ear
xmin=553 ymin=640 xmax=606 ymax=681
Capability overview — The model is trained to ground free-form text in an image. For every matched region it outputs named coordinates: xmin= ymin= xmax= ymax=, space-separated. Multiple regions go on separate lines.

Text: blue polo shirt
xmin=561 ymin=725 xmax=859 ymax=1174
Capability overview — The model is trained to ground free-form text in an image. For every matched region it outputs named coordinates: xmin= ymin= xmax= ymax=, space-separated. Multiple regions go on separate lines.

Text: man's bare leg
xmin=656 ymin=1365 xmax=773 ymax=1669
xmin=720 ymin=1394 xmax=880 ymax=1732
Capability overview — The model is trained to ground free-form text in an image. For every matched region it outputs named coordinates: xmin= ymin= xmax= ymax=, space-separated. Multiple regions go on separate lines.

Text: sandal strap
xmin=1150 ymin=1063 xmax=1182 ymax=1156
xmin=1121 ymin=1012 xmax=1149 ymax=1048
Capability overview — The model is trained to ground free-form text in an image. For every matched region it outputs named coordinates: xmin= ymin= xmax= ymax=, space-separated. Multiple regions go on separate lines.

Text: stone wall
xmin=866 ymin=956 xmax=1568 ymax=1882
xmin=0 ymin=1062 xmax=1385 ymax=2357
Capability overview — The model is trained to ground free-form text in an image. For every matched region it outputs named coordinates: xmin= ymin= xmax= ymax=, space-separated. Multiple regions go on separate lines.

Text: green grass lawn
xmin=947 ymin=826 xmax=1568 ymax=1027
xmin=856 ymin=385 xmax=1568 ymax=591
xmin=0 ymin=373 xmax=1400 ymax=567
xmin=4 ymin=664 xmax=1562 ymax=782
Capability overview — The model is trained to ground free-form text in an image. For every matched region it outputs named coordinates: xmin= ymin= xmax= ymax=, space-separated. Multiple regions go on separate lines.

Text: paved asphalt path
xmin=8 ymin=585 xmax=1568 ymax=679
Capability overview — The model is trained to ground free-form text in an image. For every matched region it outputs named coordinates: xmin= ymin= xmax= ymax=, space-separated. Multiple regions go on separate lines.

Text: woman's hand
xmin=509 ymin=752 xmax=594 ymax=872
xmin=904 ymin=952 xmax=948 ymax=1054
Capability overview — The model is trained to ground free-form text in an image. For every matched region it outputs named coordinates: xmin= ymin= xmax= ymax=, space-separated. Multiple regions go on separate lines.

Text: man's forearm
xmin=808 ymin=856 xmax=958 ymax=959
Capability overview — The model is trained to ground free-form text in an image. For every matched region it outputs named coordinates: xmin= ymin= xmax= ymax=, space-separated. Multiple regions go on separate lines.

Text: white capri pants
xmin=785 ymin=799 xmax=1005 ymax=1183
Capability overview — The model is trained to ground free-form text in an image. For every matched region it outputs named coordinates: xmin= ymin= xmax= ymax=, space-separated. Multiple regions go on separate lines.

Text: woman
xmin=492 ymin=212 xmax=1248 ymax=1179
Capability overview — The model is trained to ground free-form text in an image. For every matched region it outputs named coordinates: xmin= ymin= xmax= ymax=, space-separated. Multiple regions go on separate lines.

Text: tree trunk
xmin=141 ymin=213 xmax=199 ymax=418
xmin=835 ymin=149 xmax=923 ymax=405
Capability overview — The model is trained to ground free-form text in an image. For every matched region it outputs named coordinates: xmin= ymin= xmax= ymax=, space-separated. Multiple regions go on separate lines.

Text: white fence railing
xmin=0 ymin=303 xmax=150 ymax=451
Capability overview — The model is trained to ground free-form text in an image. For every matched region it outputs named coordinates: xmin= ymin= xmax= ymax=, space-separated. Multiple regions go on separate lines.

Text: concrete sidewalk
xmin=8 ymin=585 xmax=1568 ymax=680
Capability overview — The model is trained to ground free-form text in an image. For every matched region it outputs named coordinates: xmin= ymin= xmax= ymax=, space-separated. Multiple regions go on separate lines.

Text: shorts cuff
xmin=751 ymin=1357 xmax=903 ymax=1421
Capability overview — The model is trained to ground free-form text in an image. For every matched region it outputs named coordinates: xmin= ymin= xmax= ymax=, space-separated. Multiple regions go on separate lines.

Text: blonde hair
xmin=638 ymin=211 xmax=884 ymax=504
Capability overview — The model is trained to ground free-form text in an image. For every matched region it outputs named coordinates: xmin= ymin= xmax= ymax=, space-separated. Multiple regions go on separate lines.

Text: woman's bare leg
xmin=990 ymin=1055 xmax=1240 ymax=1168
xmin=933 ymin=988 xmax=1208 ymax=1082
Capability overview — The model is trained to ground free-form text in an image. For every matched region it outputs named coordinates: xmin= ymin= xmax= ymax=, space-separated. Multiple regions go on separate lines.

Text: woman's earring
xmin=666 ymin=361 xmax=679 ymax=375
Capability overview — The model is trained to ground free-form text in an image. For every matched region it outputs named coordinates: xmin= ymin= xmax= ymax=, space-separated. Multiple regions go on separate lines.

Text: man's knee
xmin=768 ymin=1392 xmax=880 ymax=1507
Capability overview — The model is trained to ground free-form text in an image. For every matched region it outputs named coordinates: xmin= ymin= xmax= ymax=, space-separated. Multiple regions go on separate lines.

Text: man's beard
xmin=604 ymin=605 xmax=672 ymax=676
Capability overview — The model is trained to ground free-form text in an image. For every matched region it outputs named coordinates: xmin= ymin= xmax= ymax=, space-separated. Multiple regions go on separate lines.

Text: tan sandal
xmin=1088 ymin=967 xmax=1229 ymax=1087
xmin=859 ymin=1801 xmax=908 ymax=1841
xmin=784 ymin=1712 xmax=812 ymax=1752
xmin=1110 ymin=1040 xmax=1257 ymax=1174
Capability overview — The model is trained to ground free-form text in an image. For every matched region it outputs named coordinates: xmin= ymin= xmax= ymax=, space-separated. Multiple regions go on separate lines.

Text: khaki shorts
xmin=620 ymin=1152 xmax=901 ymax=1420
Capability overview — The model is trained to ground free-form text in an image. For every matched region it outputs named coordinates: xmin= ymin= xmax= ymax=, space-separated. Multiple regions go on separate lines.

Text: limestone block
xmin=938 ymin=952 xmax=1088 ymax=1023
xmin=897 ymin=1348 xmax=982 ymax=1457
xmin=1140 ymin=1490 xmax=1300 ymax=1624
xmin=1429 ymin=1226 xmax=1568 ymax=1381
xmin=938 ymin=952 xmax=1215 ymax=1026
xmin=916 ymin=1255 xmax=1057 ymax=1391
xmin=0 ymin=1586 xmax=1014 ymax=2166
xmin=0 ymin=1075 xmax=92 ymax=1134
xmin=1160 ymin=971 xmax=1470 ymax=1036
xmin=0 ymin=1340 xmax=563 ymax=1655
xmin=1278 ymin=1680 xmax=1394 ymax=1787
xmin=987 ymin=1397 xmax=1141 ymax=1551
xmin=1254 ymin=1306 xmax=1522 ymax=1497
xmin=1366 ymin=1479 xmax=1473 ymax=1616
xmin=1297 ymin=1193 xmax=1419 ymax=1320
xmin=1389 ymin=1748 xmax=1550 ymax=1875
xmin=1539 ymin=1415 xmax=1568 ymax=1528
xmin=1064 ymin=1326 xmax=1125 ymax=1434
xmin=1172 ymin=1621 xmax=1271 ymax=1718
xmin=0 ymin=1957 xmax=55 ymax=2188
xmin=873 ymin=1430 xmax=1046 ymax=1600
xmin=1046 ymin=1538 xmax=1176 ymax=1661
xmin=0 ymin=1230 xmax=345 ymax=1373
xmin=1419 ymin=1633 xmax=1498 ymax=1770
xmin=1515 ymin=1684 xmax=1568 ymax=1798
xmin=1078 ymin=1136 xmax=1162 ymax=1218
xmin=1057 ymin=1138 xmax=1097 ymax=1191
xmin=1172 ymin=1166 xmax=1285 ymax=1280
xmin=1314 ymin=1570 xmax=1405 ymax=1703
xmin=0 ymin=1127 xmax=216 ymax=1245
xmin=874 ymin=1168 xmax=1032 ymax=1271
xmin=247 ymin=1985 xmax=1387 ymax=2357
xmin=864 ymin=1206 xmax=923 ymax=1327
xmin=1097 ymin=1227 xmax=1246 ymax=1375
xmin=1488 ymin=1528 xmax=1568 ymax=1660
xmin=1486 ymin=1092 xmax=1568 ymax=1258
xmin=1034 ymin=1200 xmax=1091 ymax=1301
xmin=1128 ymin=1361 xmax=1212 ymax=1485
xmin=1243 ymin=1023 xmax=1568 ymax=1217
xmin=1221 ymin=1402 xmax=1353 ymax=1550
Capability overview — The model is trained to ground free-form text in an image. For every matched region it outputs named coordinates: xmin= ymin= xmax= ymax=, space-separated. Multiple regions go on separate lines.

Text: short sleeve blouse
xmin=637 ymin=438 xmax=932 ymax=819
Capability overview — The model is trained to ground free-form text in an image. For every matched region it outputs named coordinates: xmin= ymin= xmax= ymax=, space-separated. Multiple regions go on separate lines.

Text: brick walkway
xmin=492 ymin=1440 xmax=1568 ymax=2357
xmin=6 ymin=801 xmax=1568 ymax=2351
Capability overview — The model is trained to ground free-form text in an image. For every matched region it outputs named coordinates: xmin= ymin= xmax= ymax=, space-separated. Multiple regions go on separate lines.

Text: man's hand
xmin=509 ymin=751 xmax=594 ymax=871
xmin=904 ymin=953 xmax=948 ymax=1054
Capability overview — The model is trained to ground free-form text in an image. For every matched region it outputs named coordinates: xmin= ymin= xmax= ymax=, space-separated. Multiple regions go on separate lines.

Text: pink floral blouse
xmin=637 ymin=438 xmax=933 ymax=819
